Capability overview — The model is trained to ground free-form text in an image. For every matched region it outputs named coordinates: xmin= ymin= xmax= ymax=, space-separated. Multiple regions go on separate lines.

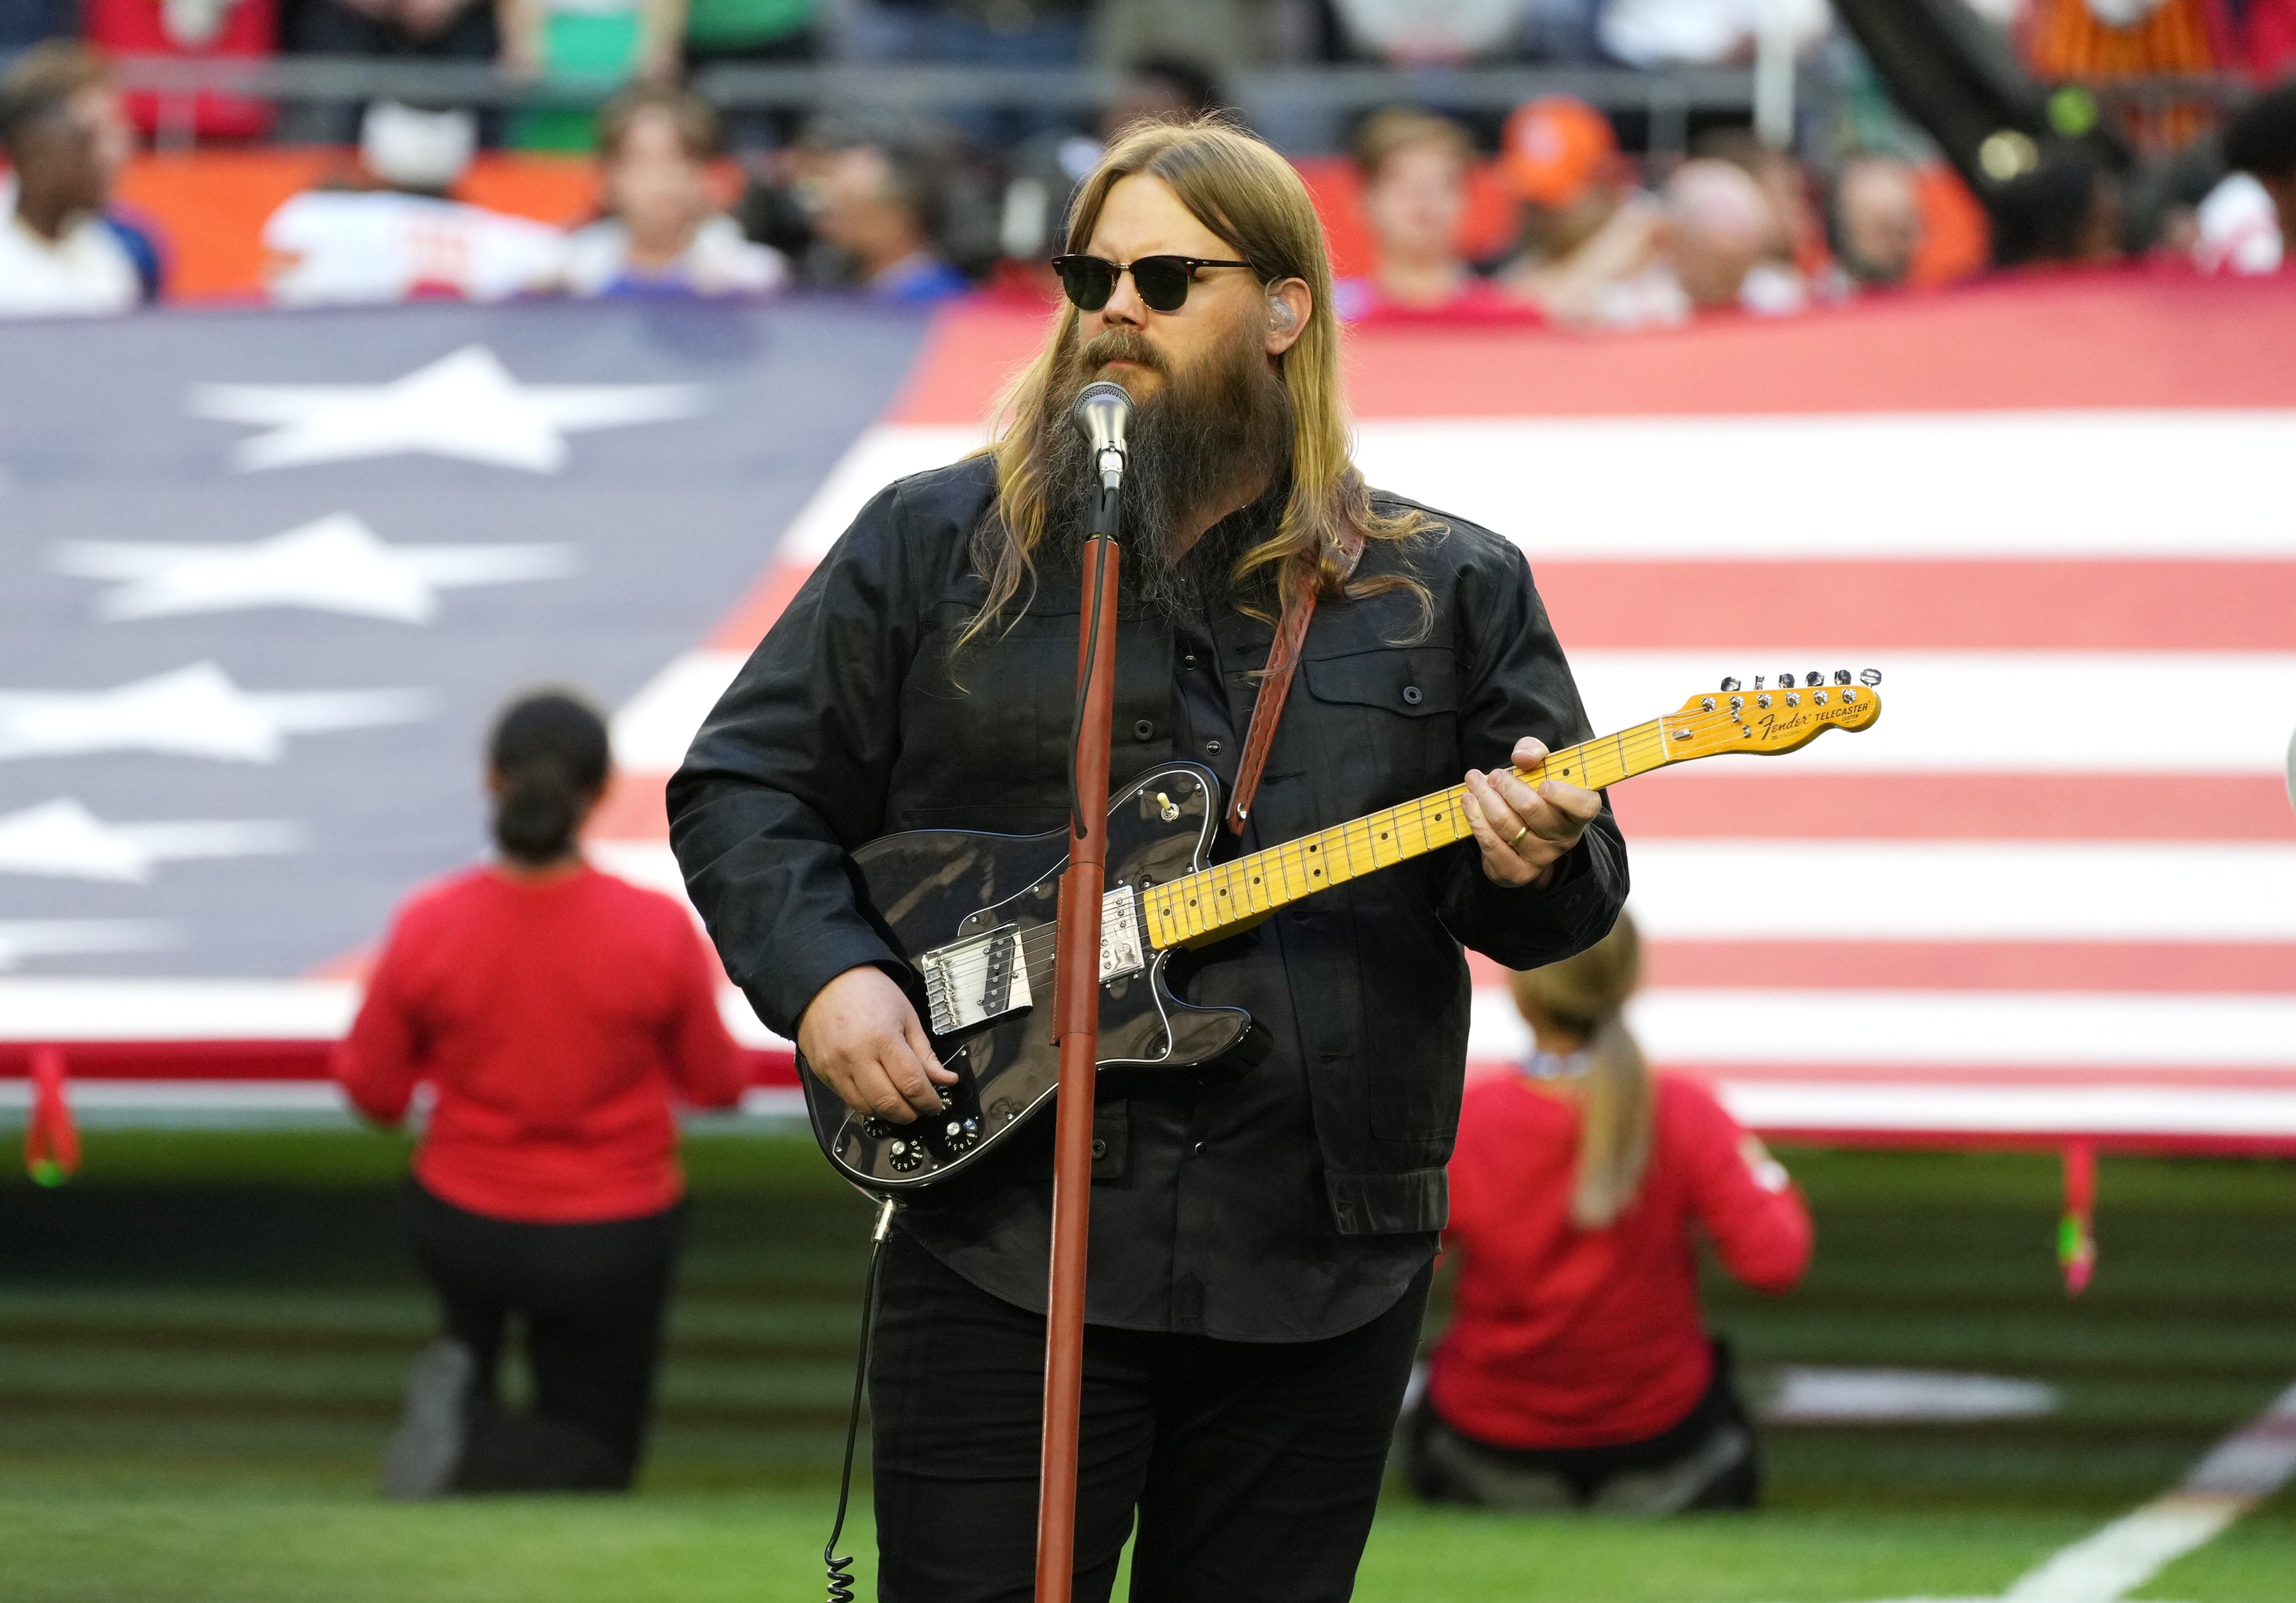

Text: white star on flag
xmin=0 ymin=920 xmax=171 ymax=970
xmin=0 ymin=662 xmax=428 ymax=763
xmin=188 ymin=344 xmax=705 ymax=473
xmin=53 ymin=513 xmax=577 ymax=623
xmin=0 ymin=799 xmax=302 ymax=882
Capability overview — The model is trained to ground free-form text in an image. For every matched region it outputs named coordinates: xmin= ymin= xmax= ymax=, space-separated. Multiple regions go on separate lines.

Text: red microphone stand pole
xmin=1035 ymin=481 xmax=1122 ymax=1603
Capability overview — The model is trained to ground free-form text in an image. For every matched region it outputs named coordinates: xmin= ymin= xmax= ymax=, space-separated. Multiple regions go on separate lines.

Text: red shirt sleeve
xmin=664 ymin=921 xmax=747 ymax=1110
xmin=1667 ymin=1077 xmax=1813 ymax=1295
xmin=334 ymin=915 xmax=423 ymax=1126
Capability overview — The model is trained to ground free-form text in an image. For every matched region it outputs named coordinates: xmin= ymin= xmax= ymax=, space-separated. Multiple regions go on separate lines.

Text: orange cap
xmin=1502 ymin=96 xmax=1618 ymax=208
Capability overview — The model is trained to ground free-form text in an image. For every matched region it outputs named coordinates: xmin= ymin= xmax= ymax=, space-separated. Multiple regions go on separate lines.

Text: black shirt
xmin=669 ymin=456 xmax=1630 ymax=1342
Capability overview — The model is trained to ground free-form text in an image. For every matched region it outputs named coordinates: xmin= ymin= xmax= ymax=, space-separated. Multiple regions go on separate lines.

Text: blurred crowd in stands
xmin=3 ymin=3 xmax=2296 ymax=319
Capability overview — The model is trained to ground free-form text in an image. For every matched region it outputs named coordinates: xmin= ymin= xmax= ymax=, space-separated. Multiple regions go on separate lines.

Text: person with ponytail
xmin=338 ymin=689 xmax=746 ymax=1499
xmin=1406 ymin=911 xmax=1812 ymax=1513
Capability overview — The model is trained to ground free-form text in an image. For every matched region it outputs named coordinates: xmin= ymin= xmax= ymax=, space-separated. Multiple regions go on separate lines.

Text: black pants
xmin=400 ymin=1180 xmax=684 ymax=1492
xmin=869 ymin=1230 xmax=1431 ymax=1603
xmin=1403 ymin=1341 xmax=1759 ymax=1514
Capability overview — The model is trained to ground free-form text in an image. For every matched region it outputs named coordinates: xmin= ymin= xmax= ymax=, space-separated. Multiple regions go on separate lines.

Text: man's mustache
xmin=1079 ymin=329 xmax=1169 ymax=376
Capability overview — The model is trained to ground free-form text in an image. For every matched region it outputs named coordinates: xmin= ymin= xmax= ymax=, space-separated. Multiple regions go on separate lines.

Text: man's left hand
xmin=1462 ymin=737 xmax=1601 ymax=888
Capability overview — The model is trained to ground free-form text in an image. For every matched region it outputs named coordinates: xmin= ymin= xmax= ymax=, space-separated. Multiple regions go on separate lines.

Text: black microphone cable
xmin=824 ymin=1194 xmax=897 ymax=1603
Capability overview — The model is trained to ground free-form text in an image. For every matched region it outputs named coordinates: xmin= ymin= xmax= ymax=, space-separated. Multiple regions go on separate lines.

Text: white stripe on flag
xmin=1572 ymin=650 xmax=2296 ymax=774
xmin=1350 ymin=410 xmax=2296 ymax=559
xmin=1467 ymin=987 xmax=2296 ymax=1071
xmin=0 ymin=978 xmax=359 ymax=1039
xmin=1627 ymin=840 xmax=2296 ymax=940
xmin=608 ymin=649 xmax=2296 ymax=789
xmin=602 ymin=837 xmax=2296 ymax=945
xmin=1717 ymin=1083 xmax=2296 ymax=1139
xmin=611 ymin=651 xmax=746 ymax=773
xmin=782 ymin=425 xmax=984 ymax=563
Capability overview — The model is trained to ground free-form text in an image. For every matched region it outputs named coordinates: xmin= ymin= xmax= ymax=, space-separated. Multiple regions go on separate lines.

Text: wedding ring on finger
xmin=1508 ymin=822 xmax=1531 ymax=851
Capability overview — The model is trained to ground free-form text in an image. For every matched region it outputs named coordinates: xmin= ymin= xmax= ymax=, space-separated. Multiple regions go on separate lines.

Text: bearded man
xmin=670 ymin=118 xmax=1629 ymax=1602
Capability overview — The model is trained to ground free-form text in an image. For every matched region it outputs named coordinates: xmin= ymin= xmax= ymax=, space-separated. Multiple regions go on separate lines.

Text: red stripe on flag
xmin=592 ymin=771 xmax=669 ymax=839
xmin=705 ymin=558 xmax=817 ymax=654
xmin=1470 ymin=940 xmax=2296 ymax=992
xmin=600 ymin=767 xmax=2295 ymax=845
xmin=1652 ymin=939 xmax=2296 ymax=992
xmin=1611 ymin=772 xmax=2296 ymax=841
xmin=1538 ymin=560 xmax=2296 ymax=651
xmin=888 ymin=277 xmax=2296 ymax=427
xmin=1658 ymin=1062 xmax=2296 ymax=1089
xmin=1339 ymin=274 xmax=2296 ymax=418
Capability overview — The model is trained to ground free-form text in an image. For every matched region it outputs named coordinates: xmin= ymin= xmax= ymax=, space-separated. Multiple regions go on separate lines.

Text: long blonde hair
xmin=1509 ymin=912 xmax=1650 ymax=1230
xmin=960 ymin=115 xmax=1434 ymax=651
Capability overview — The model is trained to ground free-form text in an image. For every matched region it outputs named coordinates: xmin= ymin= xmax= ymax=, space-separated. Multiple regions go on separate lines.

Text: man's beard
xmin=1039 ymin=316 xmax=1294 ymax=618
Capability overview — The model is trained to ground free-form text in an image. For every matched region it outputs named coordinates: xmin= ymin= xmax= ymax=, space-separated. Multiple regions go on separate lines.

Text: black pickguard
xmin=798 ymin=763 xmax=1252 ymax=1191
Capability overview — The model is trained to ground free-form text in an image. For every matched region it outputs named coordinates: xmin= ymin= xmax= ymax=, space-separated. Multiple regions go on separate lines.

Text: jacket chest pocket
xmin=1291 ymin=647 xmax=1461 ymax=810
xmin=900 ymin=603 xmax=1169 ymax=823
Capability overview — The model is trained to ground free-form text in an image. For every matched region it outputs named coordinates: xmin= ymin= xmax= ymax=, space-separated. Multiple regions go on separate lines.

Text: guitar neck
xmin=1138 ymin=719 xmax=1669 ymax=951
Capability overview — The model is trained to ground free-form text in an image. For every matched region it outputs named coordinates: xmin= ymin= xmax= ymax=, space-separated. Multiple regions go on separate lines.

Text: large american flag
xmin=6 ymin=277 xmax=2295 ymax=1153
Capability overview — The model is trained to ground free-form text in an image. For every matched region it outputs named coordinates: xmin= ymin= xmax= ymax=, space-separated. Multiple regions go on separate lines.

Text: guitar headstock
xmin=1664 ymin=668 xmax=1882 ymax=760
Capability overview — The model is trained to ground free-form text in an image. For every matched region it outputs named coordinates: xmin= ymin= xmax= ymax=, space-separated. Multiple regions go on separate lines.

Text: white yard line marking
xmin=1847 ymin=1378 xmax=2296 ymax=1603
xmin=2001 ymin=1379 xmax=2296 ymax=1602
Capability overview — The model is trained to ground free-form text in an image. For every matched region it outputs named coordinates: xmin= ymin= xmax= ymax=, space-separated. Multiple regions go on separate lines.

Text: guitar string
xmin=918 ymin=718 xmax=1677 ymax=999
xmin=917 ymin=705 xmax=1718 ymax=996
xmin=917 ymin=692 xmax=1865 ymax=999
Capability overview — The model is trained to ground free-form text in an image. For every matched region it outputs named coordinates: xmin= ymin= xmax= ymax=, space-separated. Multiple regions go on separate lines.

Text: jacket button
xmin=1134 ymin=720 xmax=1154 ymax=741
xmin=1401 ymin=685 xmax=1424 ymax=706
xmin=1205 ymin=739 xmax=1222 ymax=756
xmin=1092 ymin=1139 xmax=1107 ymax=1159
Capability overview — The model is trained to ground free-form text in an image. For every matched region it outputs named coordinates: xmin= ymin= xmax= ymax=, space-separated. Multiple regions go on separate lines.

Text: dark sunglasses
xmin=1050 ymin=254 xmax=1256 ymax=314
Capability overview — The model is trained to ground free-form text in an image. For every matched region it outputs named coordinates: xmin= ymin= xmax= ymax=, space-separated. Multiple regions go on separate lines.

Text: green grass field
xmin=3 ymin=1129 xmax=2293 ymax=1602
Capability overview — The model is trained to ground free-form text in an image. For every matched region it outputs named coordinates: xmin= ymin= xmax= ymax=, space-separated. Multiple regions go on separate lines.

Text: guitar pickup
xmin=921 ymin=925 xmax=1034 ymax=1035
xmin=1099 ymin=886 xmax=1145 ymax=982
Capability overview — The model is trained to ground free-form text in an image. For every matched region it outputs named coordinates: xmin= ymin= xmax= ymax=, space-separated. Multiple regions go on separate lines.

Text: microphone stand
xmin=1035 ymin=460 xmax=1123 ymax=1603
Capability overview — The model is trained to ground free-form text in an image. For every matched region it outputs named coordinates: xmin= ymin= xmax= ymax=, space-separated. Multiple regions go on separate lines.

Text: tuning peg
xmin=1719 ymin=676 xmax=1740 ymax=693
xmin=1753 ymin=675 xmax=1766 ymax=691
xmin=1805 ymin=670 xmax=1823 ymax=689
xmin=1778 ymin=672 xmax=1796 ymax=689
xmin=1833 ymin=669 xmax=1851 ymax=686
xmin=1859 ymin=668 xmax=1882 ymax=686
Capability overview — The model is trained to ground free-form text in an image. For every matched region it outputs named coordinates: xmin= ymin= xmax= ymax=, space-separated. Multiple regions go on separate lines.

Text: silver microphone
xmin=1069 ymin=380 xmax=1134 ymax=492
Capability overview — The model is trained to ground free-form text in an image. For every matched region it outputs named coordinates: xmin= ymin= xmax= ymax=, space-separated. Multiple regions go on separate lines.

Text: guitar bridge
xmin=922 ymin=925 xmax=1033 ymax=1035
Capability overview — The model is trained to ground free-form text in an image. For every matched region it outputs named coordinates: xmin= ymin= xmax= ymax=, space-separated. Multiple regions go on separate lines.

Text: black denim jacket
xmin=670 ymin=455 xmax=1629 ymax=1340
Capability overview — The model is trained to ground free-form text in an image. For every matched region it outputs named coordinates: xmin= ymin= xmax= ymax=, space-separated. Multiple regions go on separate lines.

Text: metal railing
xmin=110 ymin=55 xmax=1785 ymax=156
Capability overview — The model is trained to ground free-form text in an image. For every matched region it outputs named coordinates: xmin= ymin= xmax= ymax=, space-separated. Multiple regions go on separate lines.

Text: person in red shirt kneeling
xmin=338 ymin=690 xmax=747 ymax=1499
xmin=1407 ymin=912 xmax=1812 ymax=1513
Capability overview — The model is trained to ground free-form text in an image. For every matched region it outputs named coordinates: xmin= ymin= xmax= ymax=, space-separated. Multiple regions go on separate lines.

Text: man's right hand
xmin=795 ymin=965 xmax=957 ymax=1123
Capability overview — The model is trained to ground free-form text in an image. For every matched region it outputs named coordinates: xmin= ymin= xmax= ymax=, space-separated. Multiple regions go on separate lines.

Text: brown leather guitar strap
xmin=1224 ymin=527 xmax=1364 ymax=835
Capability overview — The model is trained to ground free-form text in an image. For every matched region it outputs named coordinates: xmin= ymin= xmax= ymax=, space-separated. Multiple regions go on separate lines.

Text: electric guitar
xmin=802 ymin=671 xmax=1882 ymax=1190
